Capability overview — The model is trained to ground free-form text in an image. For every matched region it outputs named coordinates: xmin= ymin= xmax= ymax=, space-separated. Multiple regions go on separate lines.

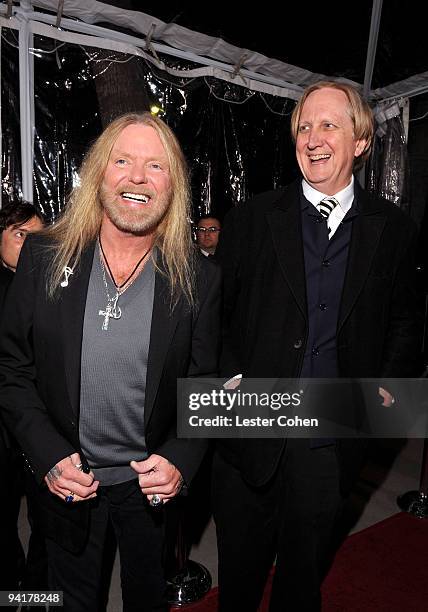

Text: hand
xmin=379 ymin=386 xmax=395 ymax=407
xmin=223 ymin=374 xmax=242 ymax=390
xmin=130 ymin=454 xmax=183 ymax=505
xmin=44 ymin=453 xmax=99 ymax=503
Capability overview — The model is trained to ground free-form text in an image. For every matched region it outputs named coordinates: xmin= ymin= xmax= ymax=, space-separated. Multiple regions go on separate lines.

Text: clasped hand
xmin=44 ymin=453 xmax=99 ymax=503
xmin=130 ymin=454 xmax=183 ymax=505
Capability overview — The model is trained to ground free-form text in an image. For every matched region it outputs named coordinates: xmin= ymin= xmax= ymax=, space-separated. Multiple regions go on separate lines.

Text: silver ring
xmin=150 ymin=494 xmax=163 ymax=507
xmin=74 ymin=462 xmax=83 ymax=471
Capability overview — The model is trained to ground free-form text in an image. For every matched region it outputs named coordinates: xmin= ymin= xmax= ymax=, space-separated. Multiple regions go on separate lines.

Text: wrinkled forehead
xmin=111 ymin=124 xmax=168 ymax=158
xmin=300 ymin=88 xmax=353 ymax=123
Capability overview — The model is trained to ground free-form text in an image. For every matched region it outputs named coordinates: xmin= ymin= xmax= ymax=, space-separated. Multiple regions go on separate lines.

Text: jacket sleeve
xmin=215 ymin=205 xmax=244 ymax=378
xmin=381 ymin=221 xmax=425 ymax=378
xmin=0 ymin=238 xmax=76 ymax=483
xmin=154 ymin=259 xmax=221 ymax=485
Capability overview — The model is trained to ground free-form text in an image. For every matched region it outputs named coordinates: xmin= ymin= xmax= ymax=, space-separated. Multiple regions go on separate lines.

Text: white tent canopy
xmin=0 ymin=0 xmax=425 ymax=202
xmin=6 ymin=0 xmax=428 ymax=100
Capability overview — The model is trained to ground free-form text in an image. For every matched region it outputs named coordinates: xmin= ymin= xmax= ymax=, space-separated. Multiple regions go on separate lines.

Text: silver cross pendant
xmin=99 ymin=295 xmax=122 ymax=331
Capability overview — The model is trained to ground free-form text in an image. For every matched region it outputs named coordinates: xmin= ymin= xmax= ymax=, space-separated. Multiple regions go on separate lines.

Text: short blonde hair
xmin=290 ymin=81 xmax=374 ymax=169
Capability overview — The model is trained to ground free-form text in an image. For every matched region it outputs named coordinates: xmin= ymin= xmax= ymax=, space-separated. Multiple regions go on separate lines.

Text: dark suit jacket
xmin=216 ymin=178 xmax=423 ymax=494
xmin=0 ymin=265 xmax=13 ymax=312
xmin=0 ymin=237 xmax=220 ymax=551
xmin=0 ymin=265 xmax=14 ymax=452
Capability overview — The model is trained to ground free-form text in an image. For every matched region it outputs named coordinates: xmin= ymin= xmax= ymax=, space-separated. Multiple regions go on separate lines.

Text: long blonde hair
xmin=46 ymin=112 xmax=195 ymax=305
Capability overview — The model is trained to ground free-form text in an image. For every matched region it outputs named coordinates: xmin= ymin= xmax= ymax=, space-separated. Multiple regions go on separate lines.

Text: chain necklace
xmin=98 ymin=236 xmax=151 ymax=331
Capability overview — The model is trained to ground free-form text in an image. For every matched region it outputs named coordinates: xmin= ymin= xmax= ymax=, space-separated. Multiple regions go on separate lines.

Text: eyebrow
xmin=13 ymin=225 xmax=33 ymax=233
xmin=112 ymin=148 xmax=169 ymax=163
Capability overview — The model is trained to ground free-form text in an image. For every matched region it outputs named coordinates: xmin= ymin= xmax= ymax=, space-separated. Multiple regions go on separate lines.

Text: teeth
xmin=122 ymin=193 xmax=150 ymax=203
xmin=310 ymin=154 xmax=330 ymax=161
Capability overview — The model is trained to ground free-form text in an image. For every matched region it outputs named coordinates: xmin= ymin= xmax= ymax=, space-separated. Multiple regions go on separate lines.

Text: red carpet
xmin=171 ymin=512 xmax=428 ymax=611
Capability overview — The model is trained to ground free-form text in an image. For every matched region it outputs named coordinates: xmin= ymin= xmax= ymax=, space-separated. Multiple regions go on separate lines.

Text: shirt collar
xmin=302 ymin=176 xmax=355 ymax=215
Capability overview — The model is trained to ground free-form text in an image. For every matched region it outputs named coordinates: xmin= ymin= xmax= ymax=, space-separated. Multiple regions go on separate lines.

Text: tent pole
xmin=17 ymin=0 xmax=34 ymax=203
xmin=363 ymin=0 xmax=383 ymax=100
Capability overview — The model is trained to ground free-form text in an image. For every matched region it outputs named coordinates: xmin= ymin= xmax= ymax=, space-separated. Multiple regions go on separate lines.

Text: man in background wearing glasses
xmin=195 ymin=215 xmax=221 ymax=259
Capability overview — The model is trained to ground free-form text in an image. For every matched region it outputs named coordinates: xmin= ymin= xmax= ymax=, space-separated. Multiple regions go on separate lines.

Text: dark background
xmin=2 ymin=1 xmax=428 ymax=231
xmin=98 ymin=1 xmax=428 ymax=227
xmin=100 ymin=1 xmax=427 ymax=89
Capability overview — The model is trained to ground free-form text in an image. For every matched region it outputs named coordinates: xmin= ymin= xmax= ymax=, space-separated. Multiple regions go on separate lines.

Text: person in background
xmin=0 ymin=199 xmax=44 ymax=305
xmin=213 ymin=81 xmax=422 ymax=611
xmin=0 ymin=112 xmax=220 ymax=612
xmin=0 ymin=198 xmax=46 ymax=605
xmin=195 ymin=215 xmax=221 ymax=258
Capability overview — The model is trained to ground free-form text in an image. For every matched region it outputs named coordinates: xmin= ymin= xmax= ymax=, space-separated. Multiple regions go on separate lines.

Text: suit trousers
xmin=0 ymin=433 xmax=48 ymax=596
xmin=212 ymin=439 xmax=344 ymax=612
xmin=0 ymin=438 xmax=25 ymax=590
xmin=46 ymin=478 xmax=168 ymax=612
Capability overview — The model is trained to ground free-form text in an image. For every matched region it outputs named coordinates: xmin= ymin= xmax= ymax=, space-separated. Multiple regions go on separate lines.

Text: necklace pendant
xmin=111 ymin=305 xmax=122 ymax=320
xmin=98 ymin=294 xmax=122 ymax=331
xmin=110 ymin=294 xmax=122 ymax=320
xmin=99 ymin=302 xmax=113 ymax=331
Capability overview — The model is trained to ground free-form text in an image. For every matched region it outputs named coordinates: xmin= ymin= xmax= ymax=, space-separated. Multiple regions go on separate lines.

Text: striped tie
xmin=317 ymin=197 xmax=339 ymax=220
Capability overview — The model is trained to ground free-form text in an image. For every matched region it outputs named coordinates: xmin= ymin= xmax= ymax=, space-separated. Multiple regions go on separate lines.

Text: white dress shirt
xmin=302 ymin=177 xmax=355 ymax=239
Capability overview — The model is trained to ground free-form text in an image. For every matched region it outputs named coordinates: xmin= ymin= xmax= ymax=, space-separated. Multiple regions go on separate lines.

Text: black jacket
xmin=216 ymin=179 xmax=423 ymax=493
xmin=0 ymin=237 xmax=221 ymax=551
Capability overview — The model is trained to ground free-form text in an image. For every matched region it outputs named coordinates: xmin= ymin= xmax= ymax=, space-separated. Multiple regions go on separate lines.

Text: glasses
xmin=195 ymin=227 xmax=221 ymax=234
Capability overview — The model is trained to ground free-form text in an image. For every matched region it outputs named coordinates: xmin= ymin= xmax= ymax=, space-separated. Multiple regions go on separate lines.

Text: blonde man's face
xmin=295 ymin=88 xmax=367 ymax=195
xmin=100 ymin=124 xmax=172 ymax=235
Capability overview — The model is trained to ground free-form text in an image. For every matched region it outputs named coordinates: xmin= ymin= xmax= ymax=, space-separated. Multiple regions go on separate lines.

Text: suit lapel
xmin=266 ymin=183 xmax=307 ymax=318
xmin=144 ymin=268 xmax=180 ymax=426
xmin=338 ymin=187 xmax=386 ymax=331
xmin=59 ymin=243 xmax=95 ymax=418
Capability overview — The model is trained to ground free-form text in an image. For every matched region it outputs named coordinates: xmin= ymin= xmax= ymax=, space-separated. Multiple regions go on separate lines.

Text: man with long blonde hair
xmin=0 ymin=112 xmax=220 ymax=611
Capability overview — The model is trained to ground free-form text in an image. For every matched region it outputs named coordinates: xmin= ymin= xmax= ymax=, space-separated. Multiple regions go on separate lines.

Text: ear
xmin=354 ymin=138 xmax=368 ymax=158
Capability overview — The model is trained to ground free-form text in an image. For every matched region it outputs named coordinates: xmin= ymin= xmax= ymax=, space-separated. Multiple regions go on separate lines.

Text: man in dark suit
xmin=0 ymin=199 xmax=46 ymax=600
xmin=0 ymin=113 xmax=220 ymax=611
xmin=213 ymin=82 xmax=422 ymax=611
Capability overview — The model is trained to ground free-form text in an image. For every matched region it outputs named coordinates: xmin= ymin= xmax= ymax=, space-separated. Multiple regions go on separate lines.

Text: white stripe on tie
xmin=317 ymin=197 xmax=339 ymax=220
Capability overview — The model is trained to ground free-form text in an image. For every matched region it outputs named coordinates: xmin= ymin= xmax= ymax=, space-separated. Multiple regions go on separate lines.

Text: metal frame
xmin=0 ymin=0 xmax=426 ymax=203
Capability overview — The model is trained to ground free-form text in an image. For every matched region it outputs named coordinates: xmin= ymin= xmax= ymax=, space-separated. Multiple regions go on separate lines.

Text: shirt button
xmin=293 ymin=339 xmax=303 ymax=349
xmin=319 ymin=303 xmax=327 ymax=311
xmin=312 ymin=347 xmax=320 ymax=356
xmin=322 ymin=259 xmax=330 ymax=267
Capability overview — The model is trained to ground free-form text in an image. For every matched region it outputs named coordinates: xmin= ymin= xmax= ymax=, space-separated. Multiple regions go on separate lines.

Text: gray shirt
xmin=79 ymin=248 xmax=155 ymax=485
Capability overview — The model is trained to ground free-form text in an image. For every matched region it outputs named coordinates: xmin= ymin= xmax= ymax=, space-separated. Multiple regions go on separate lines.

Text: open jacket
xmin=0 ymin=237 xmax=220 ymax=551
xmin=216 ymin=178 xmax=423 ymax=493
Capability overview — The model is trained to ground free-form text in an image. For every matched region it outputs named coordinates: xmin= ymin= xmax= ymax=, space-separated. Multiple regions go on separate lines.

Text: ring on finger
xmin=150 ymin=494 xmax=163 ymax=508
xmin=65 ymin=492 xmax=75 ymax=503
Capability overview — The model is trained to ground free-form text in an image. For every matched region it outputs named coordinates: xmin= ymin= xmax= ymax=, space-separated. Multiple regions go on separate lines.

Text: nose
xmin=306 ymin=127 xmax=323 ymax=149
xmin=129 ymin=162 xmax=147 ymax=184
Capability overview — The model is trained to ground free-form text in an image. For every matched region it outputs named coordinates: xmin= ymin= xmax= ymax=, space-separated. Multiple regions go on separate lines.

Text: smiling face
xmin=295 ymin=87 xmax=367 ymax=195
xmin=0 ymin=215 xmax=44 ymax=271
xmin=99 ymin=123 xmax=172 ymax=235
